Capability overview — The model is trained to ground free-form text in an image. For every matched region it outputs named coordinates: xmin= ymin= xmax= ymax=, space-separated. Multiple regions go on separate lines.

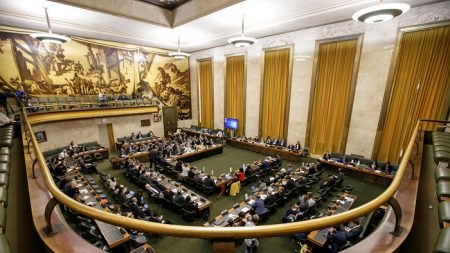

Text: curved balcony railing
xmin=22 ymin=108 xmax=428 ymax=241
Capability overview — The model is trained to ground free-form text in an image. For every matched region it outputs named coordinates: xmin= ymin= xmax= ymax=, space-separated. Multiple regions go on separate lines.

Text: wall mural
xmin=0 ymin=30 xmax=191 ymax=119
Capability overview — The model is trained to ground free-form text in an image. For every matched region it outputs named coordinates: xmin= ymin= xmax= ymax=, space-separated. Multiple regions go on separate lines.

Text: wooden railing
xmin=22 ymin=108 xmax=434 ymax=251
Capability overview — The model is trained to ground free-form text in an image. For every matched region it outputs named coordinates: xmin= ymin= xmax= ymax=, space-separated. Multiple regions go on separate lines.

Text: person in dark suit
xmin=383 ymin=161 xmax=394 ymax=174
xmin=173 ymin=191 xmax=186 ymax=206
xmin=261 ymin=160 xmax=270 ymax=171
xmin=272 ymin=138 xmax=279 ymax=146
xmin=344 ymin=219 xmax=362 ymax=242
xmin=184 ymin=195 xmax=197 ymax=212
xmin=280 ymin=138 xmax=286 ymax=147
xmin=163 ymin=188 xmax=174 ymax=201
xmin=149 ymin=148 xmax=159 ymax=169
xmin=130 ymin=197 xmax=143 ymax=217
xmin=174 ymin=160 xmax=183 ymax=173
xmin=284 ymin=176 xmax=296 ymax=190
xmin=326 ymin=227 xmax=347 ymax=253
xmin=251 ymin=195 xmax=268 ymax=216
xmin=203 ymin=175 xmax=215 ymax=189
xmin=294 ymin=141 xmax=301 ymax=151
xmin=264 ymin=191 xmax=277 ymax=207
xmin=323 ymin=151 xmax=331 ymax=160
xmin=188 ymin=167 xmax=196 ymax=179
xmin=283 ymin=203 xmax=301 ymax=222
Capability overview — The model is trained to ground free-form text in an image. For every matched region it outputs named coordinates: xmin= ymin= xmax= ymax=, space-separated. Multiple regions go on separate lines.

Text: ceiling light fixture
xmin=228 ymin=15 xmax=257 ymax=47
xmin=168 ymin=36 xmax=190 ymax=59
xmin=31 ymin=7 xmax=71 ymax=44
xmin=352 ymin=1 xmax=410 ymax=23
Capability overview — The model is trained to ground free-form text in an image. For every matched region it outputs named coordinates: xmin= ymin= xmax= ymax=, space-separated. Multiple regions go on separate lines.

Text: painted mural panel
xmin=0 ymin=30 xmax=191 ymax=119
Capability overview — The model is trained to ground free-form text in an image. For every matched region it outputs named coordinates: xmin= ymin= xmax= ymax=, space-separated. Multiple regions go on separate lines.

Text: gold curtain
xmin=225 ymin=55 xmax=246 ymax=136
xmin=260 ymin=48 xmax=291 ymax=139
xmin=199 ymin=60 xmax=214 ymax=128
xmin=307 ymin=39 xmax=358 ymax=155
xmin=376 ymin=26 xmax=450 ymax=163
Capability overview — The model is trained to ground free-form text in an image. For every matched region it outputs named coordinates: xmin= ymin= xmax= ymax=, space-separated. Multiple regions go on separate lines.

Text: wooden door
xmin=162 ymin=106 xmax=178 ymax=137
xmin=106 ymin=123 xmax=116 ymax=152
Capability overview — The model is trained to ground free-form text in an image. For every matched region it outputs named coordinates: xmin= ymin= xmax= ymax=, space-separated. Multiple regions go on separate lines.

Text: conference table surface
xmin=319 ymin=159 xmax=394 ymax=179
xmin=68 ymin=170 xmax=131 ymax=248
xmin=110 ymin=144 xmax=224 ymax=167
xmin=155 ymin=174 xmax=212 ymax=212
xmin=226 ymin=138 xmax=304 ymax=162
xmin=307 ymin=193 xmax=357 ymax=247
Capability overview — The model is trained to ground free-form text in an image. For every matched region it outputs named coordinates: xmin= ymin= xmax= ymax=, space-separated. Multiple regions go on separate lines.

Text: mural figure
xmin=0 ymin=31 xmax=191 ymax=119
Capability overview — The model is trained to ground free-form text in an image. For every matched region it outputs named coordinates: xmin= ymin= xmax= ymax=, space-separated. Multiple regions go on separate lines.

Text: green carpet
xmin=90 ymin=145 xmax=387 ymax=253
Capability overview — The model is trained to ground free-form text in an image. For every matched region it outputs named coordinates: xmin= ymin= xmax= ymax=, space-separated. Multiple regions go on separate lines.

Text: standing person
xmin=149 ymin=147 xmax=158 ymax=169
xmin=244 ymin=214 xmax=260 ymax=253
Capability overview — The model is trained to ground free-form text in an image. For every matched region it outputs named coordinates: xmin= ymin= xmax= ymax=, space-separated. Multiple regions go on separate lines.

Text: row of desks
xmin=307 ymin=193 xmax=357 ymax=247
xmin=319 ymin=159 xmax=394 ymax=180
xmin=204 ymin=167 xmax=310 ymax=226
xmin=153 ymin=174 xmax=212 ymax=212
xmin=115 ymin=137 xmax=162 ymax=151
xmin=180 ymin=128 xmax=224 ymax=141
xmin=110 ymin=144 xmax=224 ymax=168
xmin=226 ymin=138 xmax=304 ymax=162
xmin=66 ymin=169 xmax=131 ymax=249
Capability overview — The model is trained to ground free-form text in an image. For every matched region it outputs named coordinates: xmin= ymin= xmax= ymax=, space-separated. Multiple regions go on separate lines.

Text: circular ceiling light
xmin=227 ymin=36 xmax=257 ymax=48
xmin=228 ymin=15 xmax=257 ymax=48
xmin=30 ymin=7 xmax=71 ymax=44
xmin=30 ymin=32 xmax=70 ymax=44
xmin=168 ymin=51 xmax=190 ymax=59
xmin=352 ymin=3 xmax=410 ymax=23
xmin=168 ymin=36 xmax=190 ymax=59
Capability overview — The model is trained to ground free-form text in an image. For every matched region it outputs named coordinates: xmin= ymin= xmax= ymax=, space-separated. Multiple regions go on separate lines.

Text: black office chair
xmin=161 ymin=198 xmax=173 ymax=209
xmin=173 ymin=201 xmax=184 ymax=213
xmin=186 ymin=177 xmax=195 ymax=186
xmin=203 ymin=186 xmax=215 ymax=195
xmin=94 ymin=152 xmax=104 ymax=160
xmin=265 ymin=202 xmax=277 ymax=214
xmin=240 ymin=177 xmax=249 ymax=186
xmin=83 ymin=154 xmax=93 ymax=163
xmin=182 ymin=209 xmax=197 ymax=222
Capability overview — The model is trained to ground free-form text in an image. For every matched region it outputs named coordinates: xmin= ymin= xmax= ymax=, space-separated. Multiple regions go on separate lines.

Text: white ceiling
xmin=0 ymin=0 xmax=444 ymax=52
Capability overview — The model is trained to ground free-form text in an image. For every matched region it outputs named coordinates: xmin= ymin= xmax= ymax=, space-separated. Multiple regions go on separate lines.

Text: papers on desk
xmin=344 ymin=196 xmax=353 ymax=201
xmin=79 ymin=189 xmax=89 ymax=194
xmin=86 ymin=201 xmax=96 ymax=206
xmin=228 ymin=214 xmax=238 ymax=220
xmin=82 ymin=195 xmax=90 ymax=200
xmin=171 ymin=189 xmax=178 ymax=193
xmin=375 ymin=170 xmax=381 ymax=174
xmin=247 ymin=200 xmax=255 ymax=205
xmin=241 ymin=207 xmax=250 ymax=213
xmin=260 ymin=194 xmax=267 ymax=200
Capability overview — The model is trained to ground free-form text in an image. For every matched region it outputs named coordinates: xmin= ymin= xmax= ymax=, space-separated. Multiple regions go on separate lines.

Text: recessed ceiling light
xmin=352 ymin=2 xmax=410 ymax=23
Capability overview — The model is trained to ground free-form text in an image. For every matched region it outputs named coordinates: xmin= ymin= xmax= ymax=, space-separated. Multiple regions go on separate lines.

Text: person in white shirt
xmin=0 ymin=105 xmax=13 ymax=126
xmin=181 ymin=163 xmax=190 ymax=177
xmin=109 ymin=177 xmax=117 ymax=190
xmin=58 ymin=149 xmax=69 ymax=160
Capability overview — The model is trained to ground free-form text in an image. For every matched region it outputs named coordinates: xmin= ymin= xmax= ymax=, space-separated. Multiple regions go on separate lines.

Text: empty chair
xmin=203 ymin=185 xmax=215 ymax=195
xmin=0 ymin=186 xmax=7 ymax=207
xmin=433 ymin=227 xmax=450 ymax=253
xmin=83 ymin=154 xmax=93 ymax=163
xmin=0 ymin=206 xmax=6 ymax=233
xmin=94 ymin=152 xmax=104 ymax=160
